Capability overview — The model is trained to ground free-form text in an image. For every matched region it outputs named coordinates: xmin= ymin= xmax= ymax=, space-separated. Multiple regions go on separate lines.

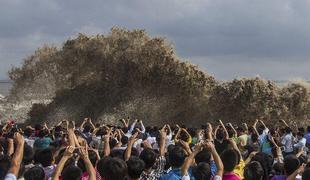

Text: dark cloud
xmin=1 ymin=0 xmax=310 ymax=80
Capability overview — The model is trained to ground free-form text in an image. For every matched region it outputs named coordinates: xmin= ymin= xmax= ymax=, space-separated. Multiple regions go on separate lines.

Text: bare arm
xmin=7 ymin=133 xmax=25 ymax=177
xmin=228 ymin=123 xmax=237 ymax=137
xmin=80 ymin=146 xmax=96 ymax=180
xmin=206 ymin=123 xmax=213 ymax=141
xmin=80 ymin=118 xmax=87 ymax=130
xmin=181 ymin=143 xmax=202 ymax=176
xmin=205 ymin=141 xmax=224 ymax=177
xmin=103 ymin=128 xmax=112 ymax=157
xmin=6 ymin=138 xmax=14 ymax=156
xmin=52 ymin=146 xmax=74 ymax=180
xmin=219 ymin=120 xmax=229 ymax=139
xmin=124 ymin=132 xmax=139 ymax=161
xmin=159 ymin=127 xmax=167 ymax=157
xmin=280 ymin=119 xmax=289 ymax=128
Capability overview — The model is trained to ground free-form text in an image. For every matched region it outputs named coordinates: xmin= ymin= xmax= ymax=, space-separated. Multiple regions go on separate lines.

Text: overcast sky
xmin=1 ymin=0 xmax=310 ymax=80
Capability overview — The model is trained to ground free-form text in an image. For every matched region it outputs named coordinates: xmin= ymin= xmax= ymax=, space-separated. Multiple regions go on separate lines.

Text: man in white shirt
xmin=281 ymin=127 xmax=294 ymax=156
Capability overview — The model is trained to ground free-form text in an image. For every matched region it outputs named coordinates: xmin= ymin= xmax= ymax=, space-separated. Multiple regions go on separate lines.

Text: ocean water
xmin=0 ymin=81 xmax=12 ymax=96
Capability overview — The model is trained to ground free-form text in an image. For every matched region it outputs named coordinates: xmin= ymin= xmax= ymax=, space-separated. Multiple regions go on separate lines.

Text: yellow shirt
xmin=233 ymin=159 xmax=245 ymax=179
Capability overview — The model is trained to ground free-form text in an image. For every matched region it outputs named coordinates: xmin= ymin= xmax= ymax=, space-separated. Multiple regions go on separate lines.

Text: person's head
xmin=23 ymin=144 xmax=34 ymax=165
xmin=24 ymin=166 xmax=45 ymax=180
xmin=216 ymin=128 xmax=225 ymax=140
xmin=61 ymin=165 xmax=82 ymax=180
xmin=251 ymin=152 xmax=273 ymax=180
xmin=83 ymin=125 xmax=92 ymax=133
xmin=244 ymin=161 xmax=264 ymax=180
xmin=307 ymin=126 xmax=310 ymax=133
xmin=139 ymin=148 xmax=157 ymax=170
xmin=257 ymin=125 xmax=265 ymax=135
xmin=298 ymin=127 xmax=305 ymax=134
xmin=284 ymin=155 xmax=300 ymax=176
xmin=121 ymin=136 xmax=129 ymax=146
xmin=192 ymin=162 xmax=211 ymax=180
xmin=237 ymin=126 xmax=245 ymax=135
xmin=37 ymin=148 xmax=54 ymax=167
xmin=302 ymin=168 xmax=310 ymax=180
xmin=285 ymin=127 xmax=292 ymax=134
xmin=297 ymin=132 xmax=304 ymax=140
xmin=251 ymin=134 xmax=259 ymax=143
xmin=97 ymin=157 xmax=127 ymax=180
xmin=38 ymin=129 xmax=47 ymax=138
xmin=78 ymin=150 xmax=99 ymax=172
xmin=195 ymin=149 xmax=211 ymax=164
xmin=168 ymin=145 xmax=186 ymax=168
xmin=0 ymin=155 xmax=11 ymax=179
xmin=126 ymin=157 xmax=145 ymax=180
xmin=24 ymin=127 xmax=33 ymax=138
xmin=220 ymin=149 xmax=239 ymax=172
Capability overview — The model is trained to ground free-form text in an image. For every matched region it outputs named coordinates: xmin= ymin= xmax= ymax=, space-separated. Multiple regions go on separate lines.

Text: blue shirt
xmin=304 ymin=133 xmax=310 ymax=144
xmin=160 ymin=167 xmax=195 ymax=180
xmin=34 ymin=137 xmax=52 ymax=150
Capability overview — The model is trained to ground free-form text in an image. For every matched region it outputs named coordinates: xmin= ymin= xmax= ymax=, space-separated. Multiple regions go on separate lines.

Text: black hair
xmin=195 ymin=149 xmax=211 ymax=164
xmin=302 ymin=168 xmax=310 ymax=180
xmin=251 ymin=152 xmax=274 ymax=180
xmin=121 ymin=136 xmax=129 ymax=145
xmin=24 ymin=128 xmax=33 ymax=138
xmin=23 ymin=144 xmax=34 ymax=165
xmin=83 ymin=125 xmax=92 ymax=133
xmin=284 ymin=155 xmax=300 ymax=176
xmin=216 ymin=128 xmax=224 ymax=140
xmin=139 ymin=148 xmax=157 ymax=169
xmin=38 ymin=129 xmax=47 ymax=138
xmin=307 ymin=126 xmax=310 ymax=133
xmin=126 ymin=156 xmax=145 ymax=179
xmin=62 ymin=165 xmax=82 ymax=180
xmin=97 ymin=157 xmax=128 ymax=180
xmin=285 ymin=127 xmax=292 ymax=134
xmin=220 ymin=149 xmax=239 ymax=172
xmin=37 ymin=148 xmax=54 ymax=167
xmin=0 ymin=155 xmax=11 ymax=179
xmin=78 ymin=150 xmax=99 ymax=172
xmin=297 ymin=131 xmax=304 ymax=137
xmin=244 ymin=161 xmax=264 ymax=180
xmin=192 ymin=162 xmax=211 ymax=180
xmin=24 ymin=166 xmax=45 ymax=180
xmin=168 ymin=145 xmax=185 ymax=168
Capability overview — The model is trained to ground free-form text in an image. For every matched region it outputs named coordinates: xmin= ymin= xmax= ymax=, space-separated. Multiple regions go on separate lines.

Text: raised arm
xmin=80 ymin=118 xmax=87 ymax=130
xmin=242 ymin=123 xmax=249 ymax=134
xmin=228 ymin=123 xmax=237 ymax=137
xmin=139 ymin=120 xmax=146 ymax=133
xmin=206 ymin=123 xmax=213 ymax=141
xmin=280 ymin=119 xmax=289 ymax=128
xmin=228 ymin=138 xmax=242 ymax=161
xmin=103 ymin=128 xmax=112 ymax=157
xmin=124 ymin=132 xmax=139 ymax=161
xmin=159 ymin=127 xmax=167 ymax=157
xmin=128 ymin=119 xmax=137 ymax=134
xmin=80 ymin=146 xmax=96 ymax=180
xmin=219 ymin=120 xmax=229 ymax=139
xmin=181 ymin=142 xmax=203 ymax=176
xmin=88 ymin=118 xmax=96 ymax=130
xmin=52 ymin=146 xmax=74 ymax=180
xmin=205 ymin=141 xmax=224 ymax=177
xmin=7 ymin=133 xmax=25 ymax=178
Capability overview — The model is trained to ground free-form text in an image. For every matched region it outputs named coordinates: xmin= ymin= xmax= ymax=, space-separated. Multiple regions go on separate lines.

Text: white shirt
xmin=281 ymin=133 xmax=294 ymax=153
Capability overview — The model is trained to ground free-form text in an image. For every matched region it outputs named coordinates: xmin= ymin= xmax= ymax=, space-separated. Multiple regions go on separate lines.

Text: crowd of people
xmin=0 ymin=117 xmax=310 ymax=180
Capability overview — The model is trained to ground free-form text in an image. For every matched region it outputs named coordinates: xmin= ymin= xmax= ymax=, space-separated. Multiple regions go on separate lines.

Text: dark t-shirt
xmin=214 ymin=139 xmax=229 ymax=155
